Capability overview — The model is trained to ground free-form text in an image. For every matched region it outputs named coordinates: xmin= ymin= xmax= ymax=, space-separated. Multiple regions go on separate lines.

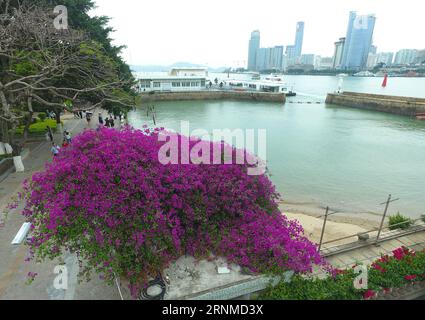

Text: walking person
xmin=86 ymin=112 xmax=92 ymax=125
xmin=99 ymin=113 xmax=104 ymax=125
xmin=51 ymin=143 xmax=60 ymax=157
xmin=110 ymin=117 xmax=115 ymax=128
xmin=46 ymin=126 xmax=54 ymax=142
xmin=65 ymin=131 xmax=72 ymax=144
xmin=105 ymin=117 xmax=110 ymax=128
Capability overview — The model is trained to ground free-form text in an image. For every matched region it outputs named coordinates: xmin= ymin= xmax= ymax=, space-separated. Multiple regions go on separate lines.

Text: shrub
xmin=421 ymin=215 xmax=425 ymax=224
xmin=21 ymin=127 xmax=325 ymax=298
xmin=38 ymin=112 xmax=47 ymax=122
xmin=259 ymin=247 xmax=425 ymax=300
xmin=388 ymin=213 xmax=412 ymax=230
xmin=15 ymin=119 xmax=57 ymax=135
xmin=259 ymin=271 xmax=361 ymax=300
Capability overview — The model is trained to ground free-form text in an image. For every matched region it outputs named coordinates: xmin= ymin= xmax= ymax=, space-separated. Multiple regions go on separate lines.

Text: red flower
xmin=378 ymin=255 xmax=390 ymax=263
xmin=392 ymin=247 xmax=407 ymax=260
xmin=363 ymin=290 xmax=376 ymax=300
xmin=334 ymin=268 xmax=345 ymax=275
xmin=371 ymin=263 xmax=387 ymax=273
xmin=404 ymin=275 xmax=417 ymax=281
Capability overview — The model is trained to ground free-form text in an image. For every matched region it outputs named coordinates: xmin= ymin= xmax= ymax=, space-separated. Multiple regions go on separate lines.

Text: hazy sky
xmin=90 ymin=0 xmax=425 ymax=67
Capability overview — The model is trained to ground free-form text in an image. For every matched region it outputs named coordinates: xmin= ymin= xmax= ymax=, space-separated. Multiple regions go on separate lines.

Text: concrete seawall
xmin=326 ymin=91 xmax=425 ymax=117
xmin=139 ymin=91 xmax=286 ymax=103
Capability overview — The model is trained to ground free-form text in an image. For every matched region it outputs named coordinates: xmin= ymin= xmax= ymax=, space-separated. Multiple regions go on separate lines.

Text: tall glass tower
xmin=248 ymin=30 xmax=261 ymax=71
xmin=340 ymin=12 xmax=376 ymax=71
xmin=294 ymin=22 xmax=304 ymax=58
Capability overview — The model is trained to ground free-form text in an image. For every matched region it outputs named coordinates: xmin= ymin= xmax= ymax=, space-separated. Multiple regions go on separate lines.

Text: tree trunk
xmin=23 ymin=96 xmax=34 ymax=142
xmin=23 ymin=113 xmax=33 ymax=141
xmin=55 ymin=109 xmax=61 ymax=124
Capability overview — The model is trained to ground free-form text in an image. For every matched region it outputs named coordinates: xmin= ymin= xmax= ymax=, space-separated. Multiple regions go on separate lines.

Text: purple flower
xmin=21 ymin=127 xmax=326 ymax=298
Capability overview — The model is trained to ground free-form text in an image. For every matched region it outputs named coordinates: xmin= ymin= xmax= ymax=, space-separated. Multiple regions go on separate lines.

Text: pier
xmin=139 ymin=90 xmax=286 ymax=103
xmin=326 ymin=91 xmax=425 ymax=116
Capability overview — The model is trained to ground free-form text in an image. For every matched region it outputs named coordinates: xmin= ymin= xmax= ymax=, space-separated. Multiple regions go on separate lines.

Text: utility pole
xmin=376 ymin=194 xmax=399 ymax=244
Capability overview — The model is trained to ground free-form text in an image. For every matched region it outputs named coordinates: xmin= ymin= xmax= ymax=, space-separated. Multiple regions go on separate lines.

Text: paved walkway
xmin=0 ymin=111 xmax=121 ymax=300
xmin=322 ymin=230 xmax=425 ymax=271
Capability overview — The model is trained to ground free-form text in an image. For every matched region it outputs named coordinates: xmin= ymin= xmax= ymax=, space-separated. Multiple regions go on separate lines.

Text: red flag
xmin=382 ymin=74 xmax=388 ymax=88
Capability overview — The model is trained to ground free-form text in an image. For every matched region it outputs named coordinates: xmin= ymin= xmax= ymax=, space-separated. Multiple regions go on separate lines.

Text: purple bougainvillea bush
xmin=21 ymin=127 xmax=325 ymax=296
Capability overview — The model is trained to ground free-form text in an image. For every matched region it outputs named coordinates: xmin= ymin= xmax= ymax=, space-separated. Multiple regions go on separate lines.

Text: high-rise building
xmin=248 ymin=30 xmax=261 ymax=71
xmin=317 ymin=57 xmax=334 ymax=70
xmin=369 ymin=45 xmax=377 ymax=55
xmin=270 ymin=46 xmax=284 ymax=70
xmin=394 ymin=49 xmax=418 ymax=65
xmin=255 ymin=47 xmax=268 ymax=71
xmin=294 ymin=22 xmax=304 ymax=58
xmin=300 ymin=54 xmax=315 ymax=66
xmin=332 ymin=37 xmax=346 ymax=69
xmin=414 ymin=49 xmax=425 ymax=64
xmin=340 ymin=12 xmax=376 ymax=71
xmin=375 ymin=52 xmax=394 ymax=66
xmin=285 ymin=22 xmax=305 ymax=67
xmin=256 ymin=46 xmax=284 ymax=71
xmin=366 ymin=53 xmax=378 ymax=69
xmin=285 ymin=45 xmax=296 ymax=65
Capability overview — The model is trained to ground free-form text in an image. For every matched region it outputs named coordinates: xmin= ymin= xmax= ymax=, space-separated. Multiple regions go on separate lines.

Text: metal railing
xmin=318 ymin=194 xmax=425 ymax=253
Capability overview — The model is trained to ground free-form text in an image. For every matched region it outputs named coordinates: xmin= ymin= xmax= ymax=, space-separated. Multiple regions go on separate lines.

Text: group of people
xmin=49 ymin=109 xmax=125 ymax=157
xmin=98 ymin=113 xmax=117 ymax=128
xmin=50 ymin=129 xmax=72 ymax=157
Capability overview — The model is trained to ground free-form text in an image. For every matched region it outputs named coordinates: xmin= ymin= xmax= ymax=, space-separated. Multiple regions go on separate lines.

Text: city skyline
xmin=90 ymin=0 xmax=425 ymax=68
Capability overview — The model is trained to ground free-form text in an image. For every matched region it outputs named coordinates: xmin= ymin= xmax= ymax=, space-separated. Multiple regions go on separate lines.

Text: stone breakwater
xmin=326 ymin=91 xmax=425 ymax=116
xmin=139 ymin=90 xmax=286 ymax=103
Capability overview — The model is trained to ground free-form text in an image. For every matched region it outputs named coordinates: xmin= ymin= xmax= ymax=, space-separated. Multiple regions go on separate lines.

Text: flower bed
xmin=259 ymin=246 xmax=425 ymax=300
xmin=21 ymin=127 xmax=325 ymax=297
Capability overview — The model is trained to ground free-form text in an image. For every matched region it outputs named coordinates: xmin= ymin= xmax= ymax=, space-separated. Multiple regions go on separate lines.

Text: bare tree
xmin=0 ymin=2 xmax=135 ymax=154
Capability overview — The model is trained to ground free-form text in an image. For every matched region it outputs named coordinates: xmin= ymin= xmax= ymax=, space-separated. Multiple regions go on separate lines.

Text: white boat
xmin=353 ymin=71 xmax=376 ymax=77
xmin=226 ymin=76 xmax=296 ymax=96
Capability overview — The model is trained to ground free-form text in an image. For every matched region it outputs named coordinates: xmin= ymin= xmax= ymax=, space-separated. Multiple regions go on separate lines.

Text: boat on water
xmin=353 ymin=71 xmax=376 ymax=77
xmin=227 ymin=75 xmax=296 ymax=96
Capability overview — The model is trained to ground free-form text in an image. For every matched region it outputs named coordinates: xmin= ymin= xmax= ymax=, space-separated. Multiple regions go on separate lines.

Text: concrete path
xmin=0 ymin=112 xmax=121 ymax=300
xmin=323 ymin=230 xmax=425 ymax=271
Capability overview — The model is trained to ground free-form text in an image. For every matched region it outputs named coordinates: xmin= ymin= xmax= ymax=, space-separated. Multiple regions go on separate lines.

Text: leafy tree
xmin=0 ymin=2 xmax=135 ymax=154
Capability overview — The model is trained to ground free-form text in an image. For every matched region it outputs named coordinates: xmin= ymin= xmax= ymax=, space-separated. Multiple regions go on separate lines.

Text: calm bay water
xmin=129 ymin=75 xmax=425 ymax=219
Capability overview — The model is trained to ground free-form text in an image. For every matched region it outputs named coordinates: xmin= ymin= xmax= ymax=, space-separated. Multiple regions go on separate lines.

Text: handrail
xmin=321 ymin=218 xmax=425 ymax=246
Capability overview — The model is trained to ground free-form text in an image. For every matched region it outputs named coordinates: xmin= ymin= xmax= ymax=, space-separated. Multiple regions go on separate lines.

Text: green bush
xmin=259 ymin=247 xmax=425 ymax=300
xmin=388 ymin=213 xmax=412 ymax=230
xmin=421 ymin=215 xmax=425 ymax=224
xmin=38 ymin=112 xmax=47 ymax=122
xmin=259 ymin=272 xmax=362 ymax=300
xmin=15 ymin=119 xmax=58 ymax=135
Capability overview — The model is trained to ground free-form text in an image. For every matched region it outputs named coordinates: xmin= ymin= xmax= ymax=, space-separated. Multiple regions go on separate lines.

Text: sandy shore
xmin=279 ymin=202 xmax=382 ymax=246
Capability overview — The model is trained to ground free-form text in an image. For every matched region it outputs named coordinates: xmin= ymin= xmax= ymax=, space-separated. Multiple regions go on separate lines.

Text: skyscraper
xmin=248 ymin=30 xmax=261 ymax=71
xmin=294 ymin=22 xmax=304 ymax=58
xmin=332 ymin=37 xmax=346 ymax=69
xmin=285 ymin=22 xmax=304 ymax=66
xmin=340 ymin=12 xmax=376 ymax=71
xmin=394 ymin=49 xmax=418 ymax=65
xmin=255 ymin=46 xmax=284 ymax=71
